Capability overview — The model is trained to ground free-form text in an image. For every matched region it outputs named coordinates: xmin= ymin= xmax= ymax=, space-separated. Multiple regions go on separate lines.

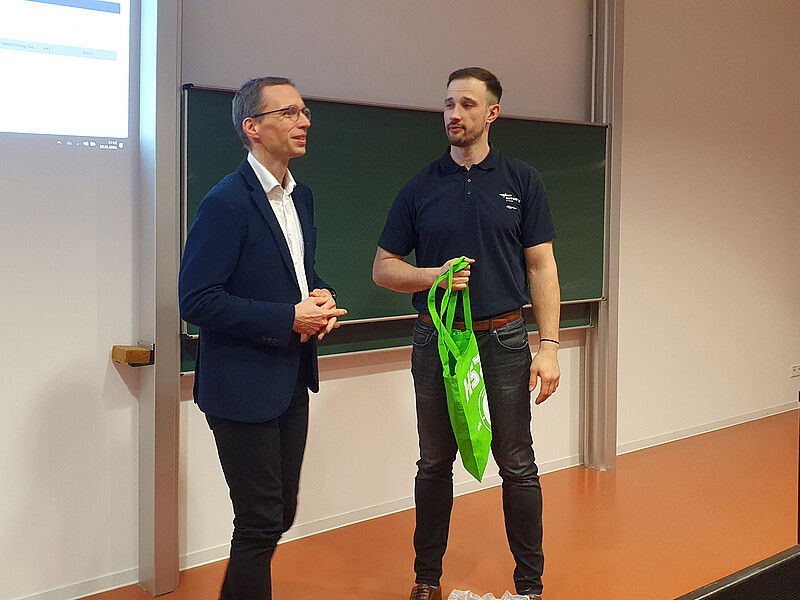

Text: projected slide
xmin=0 ymin=0 xmax=130 ymax=138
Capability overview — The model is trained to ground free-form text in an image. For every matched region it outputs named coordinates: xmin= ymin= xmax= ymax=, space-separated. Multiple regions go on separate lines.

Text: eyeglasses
xmin=250 ymin=105 xmax=311 ymax=123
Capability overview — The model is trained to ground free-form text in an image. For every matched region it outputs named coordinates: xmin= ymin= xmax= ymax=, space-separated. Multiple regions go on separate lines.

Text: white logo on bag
xmin=479 ymin=388 xmax=491 ymax=431
xmin=462 ymin=355 xmax=491 ymax=432
xmin=463 ymin=355 xmax=482 ymax=396
xmin=466 ymin=364 xmax=481 ymax=394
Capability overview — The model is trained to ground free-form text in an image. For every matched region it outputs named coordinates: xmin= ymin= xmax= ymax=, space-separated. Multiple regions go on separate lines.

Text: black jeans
xmin=206 ymin=380 xmax=309 ymax=600
xmin=411 ymin=317 xmax=544 ymax=596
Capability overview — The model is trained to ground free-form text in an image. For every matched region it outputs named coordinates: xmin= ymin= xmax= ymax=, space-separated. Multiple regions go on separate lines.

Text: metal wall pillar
xmin=137 ymin=0 xmax=181 ymax=593
xmin=584 ymin=0 xmax=625 ymax=470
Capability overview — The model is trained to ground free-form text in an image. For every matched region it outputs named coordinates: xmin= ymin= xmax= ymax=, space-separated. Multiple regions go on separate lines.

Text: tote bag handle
xmin=426 ymin=257 xmax=473 ymax=371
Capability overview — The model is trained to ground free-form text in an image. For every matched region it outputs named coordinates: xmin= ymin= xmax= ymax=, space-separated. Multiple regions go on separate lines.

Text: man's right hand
xmin=437 ymin=257 xmax=475 ymax=290
xmin=293 ymin=295 xmax=348 ymax=335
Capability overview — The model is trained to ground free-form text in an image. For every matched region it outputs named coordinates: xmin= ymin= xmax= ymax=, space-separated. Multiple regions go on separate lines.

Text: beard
xmin=447 ymin=121 xmax=486 ymax=147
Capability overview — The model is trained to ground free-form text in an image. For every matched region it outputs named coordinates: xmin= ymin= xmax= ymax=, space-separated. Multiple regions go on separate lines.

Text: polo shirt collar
xmin=439 ymin=144 xmax=500 ymax=173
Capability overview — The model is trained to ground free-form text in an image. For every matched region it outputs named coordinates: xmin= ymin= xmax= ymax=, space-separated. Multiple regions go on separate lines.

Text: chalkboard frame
xmin=180 ymin=85 xmax=607 ymax=367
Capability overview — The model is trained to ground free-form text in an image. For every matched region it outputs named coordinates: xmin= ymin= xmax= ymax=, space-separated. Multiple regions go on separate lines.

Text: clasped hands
xmin=293 ymin=289 xmax=347 ymax=341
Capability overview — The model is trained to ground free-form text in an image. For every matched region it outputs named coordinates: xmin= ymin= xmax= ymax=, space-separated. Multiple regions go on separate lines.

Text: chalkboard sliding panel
xmin=181 ymin=302 xmax=597 ymax=371
xmin=180 ymin=85 xmax=607 ymax=369
xmin=562 ymin=297 xmax=604 ymax=305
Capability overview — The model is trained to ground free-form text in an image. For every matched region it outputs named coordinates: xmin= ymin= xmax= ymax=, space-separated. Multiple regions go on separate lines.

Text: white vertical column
xmin=138 ymin=0 xmax=181 ymax=593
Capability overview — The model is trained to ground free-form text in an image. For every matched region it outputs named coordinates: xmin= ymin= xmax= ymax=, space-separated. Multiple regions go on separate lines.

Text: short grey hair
xmin=232 ymin=77 xmax=294 ymax=147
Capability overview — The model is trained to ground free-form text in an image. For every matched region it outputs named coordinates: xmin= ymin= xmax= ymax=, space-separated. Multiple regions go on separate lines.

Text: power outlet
xmin=792 ymin=364 xmax=800 ymax=378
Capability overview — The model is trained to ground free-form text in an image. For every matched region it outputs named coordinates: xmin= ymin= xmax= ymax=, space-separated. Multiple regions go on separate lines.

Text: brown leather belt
xmin=418 ymin=309 xmax=523 ymax=331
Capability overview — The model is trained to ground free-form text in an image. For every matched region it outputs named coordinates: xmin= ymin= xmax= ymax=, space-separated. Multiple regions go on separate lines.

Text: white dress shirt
xmin=247 ymin=152 xmax=309 ymax=301
xmin=247 ymin=153 xmax=311 ymax=341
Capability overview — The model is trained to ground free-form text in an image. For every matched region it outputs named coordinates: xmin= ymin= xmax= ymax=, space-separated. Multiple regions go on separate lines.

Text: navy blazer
xmin=179 ymin=159 xmax=331 ymax=422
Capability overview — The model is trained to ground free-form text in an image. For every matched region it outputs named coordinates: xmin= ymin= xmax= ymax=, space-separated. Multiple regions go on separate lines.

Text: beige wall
xmin=617 ymin=0 xmax=800 ymax=450
xmin=181 ymin=0 xmax=594 ymax=121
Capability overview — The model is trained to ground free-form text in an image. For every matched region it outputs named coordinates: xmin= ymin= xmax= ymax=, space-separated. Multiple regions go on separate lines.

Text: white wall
xmin=616 ymin=0 xmax=800 ymax=452
xmin=0 ymin=139 xmax=141 ymax=600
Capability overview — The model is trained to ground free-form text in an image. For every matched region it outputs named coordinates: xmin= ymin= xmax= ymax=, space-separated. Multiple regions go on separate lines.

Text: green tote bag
xmin=427 ymin=257 xmax=492 ymax=482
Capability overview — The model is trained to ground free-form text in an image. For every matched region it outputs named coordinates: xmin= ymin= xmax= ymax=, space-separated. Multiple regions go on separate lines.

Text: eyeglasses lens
xmin=287 ymin=106 xmax=311 ymax=122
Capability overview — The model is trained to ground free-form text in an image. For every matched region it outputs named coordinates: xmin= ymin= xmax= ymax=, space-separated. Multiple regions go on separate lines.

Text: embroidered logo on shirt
xmin=500 ymin=193 xmax=520 ymax=210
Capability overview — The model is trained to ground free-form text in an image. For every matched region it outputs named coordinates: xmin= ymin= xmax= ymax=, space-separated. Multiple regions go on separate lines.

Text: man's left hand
xmin=529 ymin=346 xmax=560 ymax=404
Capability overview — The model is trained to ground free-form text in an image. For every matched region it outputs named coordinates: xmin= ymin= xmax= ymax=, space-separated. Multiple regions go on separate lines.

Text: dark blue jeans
xmin=411 ymin=316 xmax=544 ymax=596
xmin=206 ymin=380 xmax=309 ymax=600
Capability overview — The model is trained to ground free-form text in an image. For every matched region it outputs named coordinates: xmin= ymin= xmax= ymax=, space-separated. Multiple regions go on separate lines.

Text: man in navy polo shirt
xmin=373 ymin=67 xmax=561 ymax=600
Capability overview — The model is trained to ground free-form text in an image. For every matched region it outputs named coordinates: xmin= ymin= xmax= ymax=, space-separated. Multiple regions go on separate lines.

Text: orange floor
xmin=86 ymin=409 xmax=798 ymax=600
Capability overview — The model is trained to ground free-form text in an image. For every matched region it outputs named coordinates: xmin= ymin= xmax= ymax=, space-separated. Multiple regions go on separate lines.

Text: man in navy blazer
xmin=179 ymin=77 xmax=346 ymax=600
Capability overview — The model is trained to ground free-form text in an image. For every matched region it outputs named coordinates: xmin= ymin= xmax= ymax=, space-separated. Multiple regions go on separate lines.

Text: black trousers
xmin=206 ymin=379 xmax=309 ymax=600
xmin=411 ymin=318 xmax=544 ymax=595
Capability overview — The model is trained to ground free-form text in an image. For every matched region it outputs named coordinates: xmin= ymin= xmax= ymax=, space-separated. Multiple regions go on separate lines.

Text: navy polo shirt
xmin=378 ymin=148 xmax=556 ymax=321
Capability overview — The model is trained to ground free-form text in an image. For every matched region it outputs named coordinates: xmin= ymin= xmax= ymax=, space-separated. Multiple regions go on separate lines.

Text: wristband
xmin=540 ymin=338 xmax=559 ymax=345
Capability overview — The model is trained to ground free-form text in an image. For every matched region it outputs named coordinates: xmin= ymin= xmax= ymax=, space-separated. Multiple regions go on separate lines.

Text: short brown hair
xmin=232 ymin=77 xmax=294 ymax=147
xmin=447 ymin=67 xmax=503 ymax=105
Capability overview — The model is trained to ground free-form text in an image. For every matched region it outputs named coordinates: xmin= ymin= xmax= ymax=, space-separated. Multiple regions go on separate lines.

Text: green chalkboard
xmin=181 ymin=85 xmax=606 ymax=364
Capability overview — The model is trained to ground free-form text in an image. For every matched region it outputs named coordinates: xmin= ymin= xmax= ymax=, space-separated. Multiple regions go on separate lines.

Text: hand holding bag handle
xmin=426 ymin=256 xmax=472 ymax=371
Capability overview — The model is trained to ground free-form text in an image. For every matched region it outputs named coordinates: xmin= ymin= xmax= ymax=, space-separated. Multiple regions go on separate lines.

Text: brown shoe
xmin=409 ymin=583 xmax=442 ymax=600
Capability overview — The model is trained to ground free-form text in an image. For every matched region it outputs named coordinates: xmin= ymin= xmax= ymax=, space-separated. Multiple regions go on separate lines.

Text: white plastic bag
xmin=447 ymin=590 xmax=529 ymax=600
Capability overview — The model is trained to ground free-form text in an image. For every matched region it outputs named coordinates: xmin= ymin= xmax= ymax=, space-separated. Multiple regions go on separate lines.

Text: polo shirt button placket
xmin=464 ymin=176 xmax=474 ymax=206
